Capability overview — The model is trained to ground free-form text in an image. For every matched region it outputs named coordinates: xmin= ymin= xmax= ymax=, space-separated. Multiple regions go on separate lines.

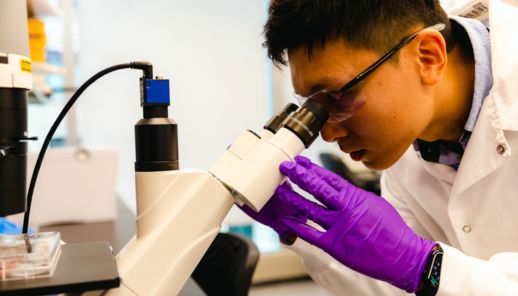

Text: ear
xmin=414 ymin=30 xmax=447 ymax=85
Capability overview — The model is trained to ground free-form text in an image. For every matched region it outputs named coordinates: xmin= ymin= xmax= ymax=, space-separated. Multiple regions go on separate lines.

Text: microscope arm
xmin=108 ymin=169 xmax=234 ymax=296
xmin=106 ymin=128 xmax=303 ymax=295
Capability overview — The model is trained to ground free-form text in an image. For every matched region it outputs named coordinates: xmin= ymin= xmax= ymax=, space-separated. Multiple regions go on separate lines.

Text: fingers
xmin=294 ymin=155 xmax=349 ymax=192
xmin=282 ymin=217 xmax=325 ymax=247
xmin=281 ymin=180 xmax=293 ymax=190
xmin=280 ymin=161 xmax=343 ymax=210
xmin=237 ymin=203 xmax=260 ymax=218
xmin=276 ymin=184 xmax=334 ymax=229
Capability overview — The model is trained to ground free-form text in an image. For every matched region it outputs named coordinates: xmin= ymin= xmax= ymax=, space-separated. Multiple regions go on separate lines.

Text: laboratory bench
xmin=39 ymin=198 xmax=205 ymax=296
xmin=37 ymin=198 xmax=308 ymax=295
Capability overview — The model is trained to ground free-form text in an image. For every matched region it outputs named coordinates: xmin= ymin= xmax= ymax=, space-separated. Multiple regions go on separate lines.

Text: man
xmin=241 ymin=0 xmax=518 ymax=295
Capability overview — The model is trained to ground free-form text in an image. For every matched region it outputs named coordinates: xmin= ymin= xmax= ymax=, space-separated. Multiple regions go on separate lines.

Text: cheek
xmin=344 ymin=69 xmax=434 ymax=167
xmin=351 ymin=88 xmax=431 ymax=167
xmin=360 ymin=76 xmax=430 ymax=139
xmin=362 ymin=99 xmax=427 ymax=144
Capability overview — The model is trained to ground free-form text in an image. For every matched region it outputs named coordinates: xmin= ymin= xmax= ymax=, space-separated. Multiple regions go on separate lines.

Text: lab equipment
xmin=0 ymin=62 xmax=154 ymax=295
xmin=1 ymin=2 xmax=329 ymax=294
xmin=0 ymin=241 xmax=120 ymax=295
xmin=211 ymin=99 xmax=328 ymax=211
xmin=99 ymin=99 xmax=327 ymax=295
xmin=278 ymin=155 xmax=436 ymax=293
xmin=0 ymin=0 xmax=35 ymax=217
xmin=7 ymin=148 xmax=118 ymax=228
xmin=1 ymin=2 xmax=126 ymax=294
xmin=0 ymin=232 xmax=61 ymax=281
xmin=8 ymin=53 xmax=297 ymax=294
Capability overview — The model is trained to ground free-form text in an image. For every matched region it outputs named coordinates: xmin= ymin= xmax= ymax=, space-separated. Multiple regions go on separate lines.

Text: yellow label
xmin=20 ymin=59 xmax=32 ymax=73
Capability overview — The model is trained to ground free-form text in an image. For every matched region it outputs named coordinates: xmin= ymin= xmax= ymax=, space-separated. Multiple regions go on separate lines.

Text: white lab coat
xmin=286 ymin=0 xmax=518 ymax=295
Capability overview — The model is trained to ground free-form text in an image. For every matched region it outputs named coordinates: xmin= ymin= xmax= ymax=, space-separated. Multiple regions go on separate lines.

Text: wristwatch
xmin=416 ymin=243 xmax=443 ymax=296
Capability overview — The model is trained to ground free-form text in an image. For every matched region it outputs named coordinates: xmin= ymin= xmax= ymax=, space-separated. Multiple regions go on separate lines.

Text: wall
xmin=76 ymin=0 xmax=270 ymax=212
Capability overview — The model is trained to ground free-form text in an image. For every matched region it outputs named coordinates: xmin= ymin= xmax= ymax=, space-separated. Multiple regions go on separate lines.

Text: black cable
xmin=22 ymin=62 xmax=154 ymax=234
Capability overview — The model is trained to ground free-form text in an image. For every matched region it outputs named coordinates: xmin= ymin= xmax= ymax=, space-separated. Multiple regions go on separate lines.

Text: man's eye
xmin=337 ymin=89 xmax=358 ymax=101
xmin=327 ymin=92 xmax=348 ymax=102
xmin=326 ymin=92 xmax=342 ymax=101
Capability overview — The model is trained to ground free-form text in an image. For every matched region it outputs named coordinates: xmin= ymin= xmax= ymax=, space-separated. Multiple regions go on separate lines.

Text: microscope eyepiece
xmin=263 ymin=103 xmax=298 ymax=134
xmin=282 ymin=100 xmax=329 ymax=148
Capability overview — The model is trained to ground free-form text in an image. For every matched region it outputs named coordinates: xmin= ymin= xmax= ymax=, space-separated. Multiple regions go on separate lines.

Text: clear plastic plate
xmin=0 ymin=232 xmax=62 ymax=281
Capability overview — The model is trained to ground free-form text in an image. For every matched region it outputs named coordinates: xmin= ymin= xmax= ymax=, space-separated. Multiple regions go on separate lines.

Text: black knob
xmin=263 ymin=103 xmax=299 ymax=134
xmin=282 ymin=100 xmax=329 ymax=148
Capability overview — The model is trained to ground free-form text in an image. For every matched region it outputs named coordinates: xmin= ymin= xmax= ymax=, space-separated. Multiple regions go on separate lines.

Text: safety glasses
xmin=295 ymin=23 xmax=446 ymax=123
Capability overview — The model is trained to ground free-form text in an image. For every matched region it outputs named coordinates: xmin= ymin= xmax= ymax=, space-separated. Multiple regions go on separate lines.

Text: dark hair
xmin=263 ymin=0 xmax=453 ymax=65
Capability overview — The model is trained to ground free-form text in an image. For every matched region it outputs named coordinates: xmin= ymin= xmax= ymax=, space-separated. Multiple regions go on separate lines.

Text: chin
xmin=361 ymin=160 xmax=390 ymax=171
xmin=362 ymin=155 xmax=398 ymax=170
xmin=362 ymin=144 xmax=409 ymax=170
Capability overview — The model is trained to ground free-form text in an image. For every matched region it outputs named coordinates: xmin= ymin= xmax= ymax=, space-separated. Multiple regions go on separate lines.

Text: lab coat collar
xmin=449 ymin=0 xmax=518 ymax=196
xmin=449 ymin=16 xmax=492 ymax=133
xmin=451 ymin=94 xmax=510 ymax=198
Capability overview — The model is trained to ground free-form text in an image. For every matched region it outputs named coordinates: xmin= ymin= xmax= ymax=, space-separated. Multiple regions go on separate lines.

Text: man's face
xmin=288 ymin=39 xmax=435 ymax=170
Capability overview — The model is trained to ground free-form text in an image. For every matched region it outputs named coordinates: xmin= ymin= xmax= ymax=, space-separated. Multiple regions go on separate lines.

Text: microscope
xmin=106 ymin=96 xmax=327 ymax=295
xmin=0 ymin=1 xmax=329 ymax=295
xmin=0 ymin=0 xmax=34 ymax=218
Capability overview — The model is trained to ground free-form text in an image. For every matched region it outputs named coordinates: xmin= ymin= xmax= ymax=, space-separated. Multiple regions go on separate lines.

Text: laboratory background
xmin=0 ymin=0 xmax=482 ymax=295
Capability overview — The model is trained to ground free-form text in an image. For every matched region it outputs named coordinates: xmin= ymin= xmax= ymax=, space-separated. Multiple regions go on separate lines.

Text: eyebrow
xmin=306 ymin=76 xmax=340 ymax=95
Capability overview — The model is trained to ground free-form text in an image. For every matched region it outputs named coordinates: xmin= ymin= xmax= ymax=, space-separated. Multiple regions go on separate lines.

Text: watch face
xmin=429 ymin=252 xmax=442 ymax=288
xmin=418 ymin=244 xmax=443 ymax=296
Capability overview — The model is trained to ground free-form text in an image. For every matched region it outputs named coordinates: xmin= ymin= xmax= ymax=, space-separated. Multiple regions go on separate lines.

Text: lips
xmin=350 ymin=149 xmax=367 ymax=161
xmin=337 ymin=141 xmax=367 ymax=161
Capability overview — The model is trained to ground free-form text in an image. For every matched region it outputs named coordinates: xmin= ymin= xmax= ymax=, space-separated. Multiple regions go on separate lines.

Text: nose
xmin=320 ymin=121 xmax=349 ymax=142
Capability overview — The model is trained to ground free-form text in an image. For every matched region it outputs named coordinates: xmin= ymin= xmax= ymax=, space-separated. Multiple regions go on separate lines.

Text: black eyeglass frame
xmin=337 ymin=23 xmax=446 ymax=94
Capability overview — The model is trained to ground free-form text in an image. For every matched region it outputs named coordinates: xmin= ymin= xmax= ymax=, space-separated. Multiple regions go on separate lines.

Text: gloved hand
xmin=238 ymin=182 xmax=305 ymax=244
xmin=278 ymin=155 xmax=435 ymax=293
xmin=0 ymin=217 xmax=24 ymax=234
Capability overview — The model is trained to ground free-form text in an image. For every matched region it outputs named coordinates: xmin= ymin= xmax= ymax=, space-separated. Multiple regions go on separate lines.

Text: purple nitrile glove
xmin=278 ymin=155 xmax=436 ymax=293
xmin=238 ymin=182 xmax=306 ymax=245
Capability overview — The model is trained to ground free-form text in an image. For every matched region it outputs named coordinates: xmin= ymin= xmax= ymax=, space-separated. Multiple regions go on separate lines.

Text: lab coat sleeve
xmin=437 ymin=244 xmax=518 ymax=295
xmin=381 ymin=173 xmax=518 ymax=295
xmin=285 ymin=238 xmax=410 ymax=296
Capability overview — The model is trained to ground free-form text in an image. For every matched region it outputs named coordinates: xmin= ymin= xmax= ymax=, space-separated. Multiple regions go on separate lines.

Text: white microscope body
xmin=103 ymin=102 xmax=327 ymax=295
